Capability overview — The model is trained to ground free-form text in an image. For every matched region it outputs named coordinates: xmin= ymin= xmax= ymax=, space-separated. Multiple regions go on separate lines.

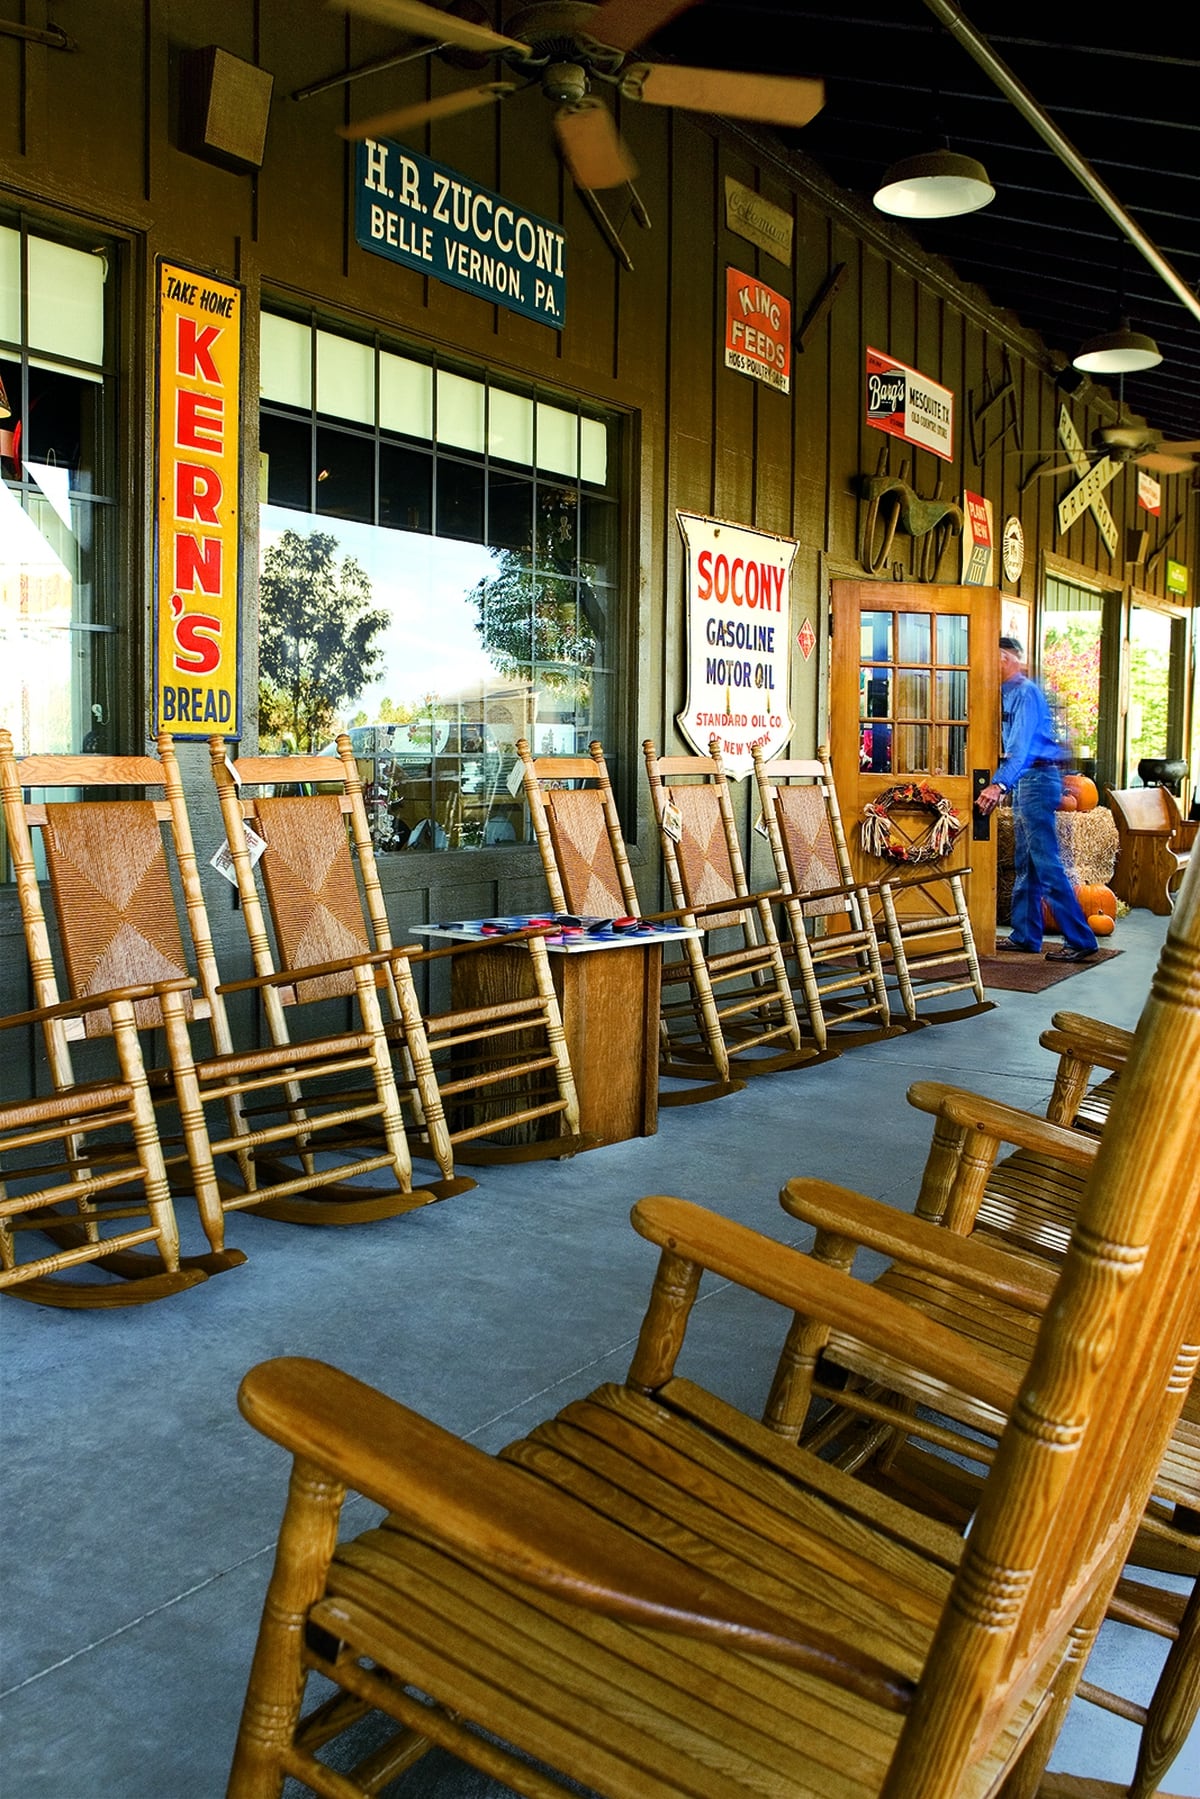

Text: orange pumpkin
xmin=1057 ymin=791 xmax=1078 ymax=811
xmin=1088 ymin=913 xmax=1115 ymax=937
xmin=1076 ymin=883 xmax=1118 ymax=920
xmin=1062 ymin=773 xmax=1099 ymax=811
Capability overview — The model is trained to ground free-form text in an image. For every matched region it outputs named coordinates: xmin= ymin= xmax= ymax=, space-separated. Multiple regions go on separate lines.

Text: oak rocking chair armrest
xmin=0 ymin=977 xmax=197 ymax=1031
xmin=906 ymin=1082 xmax=1099 ymax=1171
xmin=1043 ymin=1009 xmax=1135 ymax=1069
xmin=400 ymin=925 xmax=558 ymax=966
xmin=877 ymin=866 xmax=973 ymax=894
xmin=678 ymin=888 xmax=785 ymax=922
xmin=778 ymin=1179 xmax=1056 ymax=1315
xmin=237 ymin=1354 xmax=915 ymax=1712
xmin=631 ymin=1196 xmax=1018 ymax=1417
xmin=779 ymin=877 xmax=864 ymax=907
xmin=217 ymin=947 xmax=408 ymax=996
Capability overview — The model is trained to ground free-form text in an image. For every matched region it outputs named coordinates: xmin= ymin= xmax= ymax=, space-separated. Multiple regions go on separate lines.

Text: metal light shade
xmin=1072 ymin=321 xmax=1163 ymax=374
xmin=873 ymin=148 xmax=995 ymax=219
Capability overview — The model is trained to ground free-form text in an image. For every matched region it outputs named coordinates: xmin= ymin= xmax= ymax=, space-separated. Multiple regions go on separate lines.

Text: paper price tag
xmin=210 ymin=822 xmax=267 ymax=886
xmin=506 ymin=757 xmax=526 ymax=798
xmin=661 ymin=799 xmax=683 ymax=844
xmin=753 ymin=811 xmax=769 ymax=840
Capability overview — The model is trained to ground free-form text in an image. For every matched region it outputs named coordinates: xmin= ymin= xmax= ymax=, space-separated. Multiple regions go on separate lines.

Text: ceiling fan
xmin=1022 ymin=419 xmax=1200 ymax=480
xmin=331 ymin=0 xmax=825 ymax=193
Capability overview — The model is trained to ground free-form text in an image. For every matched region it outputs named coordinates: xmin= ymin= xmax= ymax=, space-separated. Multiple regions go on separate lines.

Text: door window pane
xmin=896 ymin=669 xmax=929 ymax=720
xmin=937 ymin=614 xmax=969 ymax=664
xmin=935 ymin=669 xmax=967 ymax=719
xmin=894 ymin=724 xmax=929 ymax=773
xmin=860 ymin=611 xmax=892 ymax=661
xmin=897 ymin=612 xmax=930 ymax=663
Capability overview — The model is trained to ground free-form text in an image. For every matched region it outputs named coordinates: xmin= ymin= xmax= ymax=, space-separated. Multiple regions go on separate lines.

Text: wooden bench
xmin=1107 ymin=785 xmax=1192 ymax=914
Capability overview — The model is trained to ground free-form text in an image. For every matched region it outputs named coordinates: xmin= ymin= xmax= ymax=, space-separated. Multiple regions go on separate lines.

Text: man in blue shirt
xmin=976 ymin=636 xmax=1098 ymax=961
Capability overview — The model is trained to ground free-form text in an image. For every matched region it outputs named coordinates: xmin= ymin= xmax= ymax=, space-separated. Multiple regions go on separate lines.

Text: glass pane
xmin=379 ymin=351 xmax=431 ymax=439
xmin=436 ymin=458 xmax=484 ymax=541
xmin=935 ymin=669 xmax=967 ymax=720
xmin=488 ymin=387 xmax=533 ymax=466
xmin=0 ymin=225 xmax=19 ymax=344
xmin=579 ymin=492 xmax=617 ymax=583
xmin=23 ymin=363 xmax=107 ymax=490
xmin=260 ymin=412 xmax=312 ymax=510
xmin=935 ymin=723 xmax=967 ymax=777
xmin=860 ymin=667 xmax=891 ymax=720
xmin=580 ymin=416 xmax=608 ymax=486
xmin=1127 ymin=607 xmax=1175 ymax=770
xmin=938 ymin=613 xmax=969 ymax=664
xmin=380 ymin=442 xmax=431 ymax=534
xmin=317 ymin=331 xmax=374 ymax=426
xmin=1041 ymin=607 xmax=1102 ymax=763
xmin=487 ymin=469 xmax=533 ymax=555
xmin=28 ymin=237 xmax=105 ymax=366
xmin=860 ymin=611 xmax=892 ymax=661
xmin=860 ymin=720 xmax=892 ymax=773
xmin=894 ymin=724 xmax=929 ymax=774
xmin=260 ymin=314 xmax=312 ymax=407
xmin=536 ymin=401 xmax=577 ymax=477
xmin=896 ymin=669 xmax=929 ymax=720
xmin=536 ymin=483 xmax=577 ymax=571
xmin=897 ymin=612 xmax=930 ymax=663
xmin=315 ymin=427 xmax=373 ymax=523
xmin=437 ymin=369 xmax=485 ymax=453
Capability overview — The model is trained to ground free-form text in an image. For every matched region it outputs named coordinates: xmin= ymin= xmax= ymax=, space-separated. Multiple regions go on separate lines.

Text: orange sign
xmin=155 ymin=261 xmax=241 ymax=736
xmin=724 ymin=268 xmax=791 ymax=393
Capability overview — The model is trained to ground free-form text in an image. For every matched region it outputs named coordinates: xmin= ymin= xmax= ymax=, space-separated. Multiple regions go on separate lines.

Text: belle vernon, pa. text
xmin=361 ymin=139 xmax=565 ymax=321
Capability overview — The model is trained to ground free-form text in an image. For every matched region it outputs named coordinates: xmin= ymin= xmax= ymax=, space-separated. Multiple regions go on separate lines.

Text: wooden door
xmin=830 ymin=581 xmax=1000 ymax=955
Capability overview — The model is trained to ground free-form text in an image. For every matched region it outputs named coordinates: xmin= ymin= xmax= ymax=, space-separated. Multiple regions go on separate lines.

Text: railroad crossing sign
xmin=1056 ymin=406 xmax=1119 ymax=556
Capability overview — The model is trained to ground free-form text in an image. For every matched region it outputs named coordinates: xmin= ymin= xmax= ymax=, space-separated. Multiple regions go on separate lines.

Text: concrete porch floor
xmin=2 ymin=907 xmax=1196 ymax=1797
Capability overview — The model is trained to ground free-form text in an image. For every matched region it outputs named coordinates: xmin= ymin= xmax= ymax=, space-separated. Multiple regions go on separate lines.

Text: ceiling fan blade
xmin=1137 ymin=451 xmax=1197 ymax=475
xmin=554 ymin=100 xmax=638 ymax=190
xmin=340 ymin=79 xmax=516 ymax=141
xmin=1033 ymin=462 xmax=1082 ymax=478
xmin=622 ymin=63 xmax=824 ymax=129
xmin=335 ymin=0 xmax=530 ymax=58
xmin=1160 ymin=438 xmax=1200 ymax=454
xmin=585 ymin=0 xmax=700 ymax=54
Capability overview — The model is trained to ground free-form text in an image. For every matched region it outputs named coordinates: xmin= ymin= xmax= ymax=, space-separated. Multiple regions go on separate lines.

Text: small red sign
xmin=724 ymin=268 xmax=791 ymax=394
xmin=796 ymin=617 xmax=816 ymax=662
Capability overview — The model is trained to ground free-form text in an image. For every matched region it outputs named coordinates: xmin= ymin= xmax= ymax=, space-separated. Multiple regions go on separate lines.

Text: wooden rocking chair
xmin=0 ymin=983 xmax=206 ymax=1306
xmin=226 ymin=853 xmax=1200 ymax=1799
xmin=750 ymin=745 xmax=899 ymax=1049
xmin=517 ymin=735 xmax=745 ymax=1105
xmin=209 ymin=736 xmax=586 ymax=1170
xmin=643 ymin=737 xmax=812 ymax=1080
xmin=0 ymin=728 xmax=421 ymax=1243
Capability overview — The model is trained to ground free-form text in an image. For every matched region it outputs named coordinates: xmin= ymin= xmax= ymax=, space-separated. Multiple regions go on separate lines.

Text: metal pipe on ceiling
xmin=921 ymin=0 xmax=1200 ymax=329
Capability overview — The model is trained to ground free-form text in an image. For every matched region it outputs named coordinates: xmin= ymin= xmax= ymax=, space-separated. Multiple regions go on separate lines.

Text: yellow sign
xmin=155 ymin=261 xmax=241 ymax=735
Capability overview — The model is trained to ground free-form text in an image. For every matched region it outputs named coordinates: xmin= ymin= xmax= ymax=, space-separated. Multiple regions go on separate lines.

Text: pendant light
xmin=1072 ymin=317 xmax=1162 ymax=375
xmin=873 ymin=144 xmax=995 ymax=219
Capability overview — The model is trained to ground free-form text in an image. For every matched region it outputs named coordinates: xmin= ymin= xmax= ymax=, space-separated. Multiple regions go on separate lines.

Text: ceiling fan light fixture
xmin=1072 ymin=321 xmax=1163 ymax=375
xmin=872 ymin=148 xmax=995 ymax=220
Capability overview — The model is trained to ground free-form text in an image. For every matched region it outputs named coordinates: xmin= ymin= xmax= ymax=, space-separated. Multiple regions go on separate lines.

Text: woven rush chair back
xmin=642 ymin=737 xmax=807 ymax=1082
xmin=752 ymin=747 xmax=894 ymax=1050
xmin=517 ymin=737 xmax=638 ymax=920
xmin=0 ymin=984 xmax=207 ymax=1308
xmin=225 ymin=857 xmax=1200 ymax=1799
xmin=211 ymin=736 xmax=583 ymax=1174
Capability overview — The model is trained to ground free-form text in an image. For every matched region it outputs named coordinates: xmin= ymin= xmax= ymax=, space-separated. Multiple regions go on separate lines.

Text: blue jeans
xmin=1010 ymin=767 xmax=1099 ymax=953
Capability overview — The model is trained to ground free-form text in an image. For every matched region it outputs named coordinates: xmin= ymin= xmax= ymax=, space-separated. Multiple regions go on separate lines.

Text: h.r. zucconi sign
xmin=155 ymin=261 xmax=241 ymax=736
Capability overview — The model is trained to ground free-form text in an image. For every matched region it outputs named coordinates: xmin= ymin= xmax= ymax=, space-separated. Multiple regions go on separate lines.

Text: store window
xmin=258 ymin=311 xmax=620 ymax=852
xmin=0 ymin=216 xmax=120 ymax=756
xmin=1126 ymin=602 xmax=1186 ymax=783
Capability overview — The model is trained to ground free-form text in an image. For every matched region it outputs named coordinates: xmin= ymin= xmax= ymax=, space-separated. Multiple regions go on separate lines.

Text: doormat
xmin=925 ymin=948 xmax=1123 ymax=995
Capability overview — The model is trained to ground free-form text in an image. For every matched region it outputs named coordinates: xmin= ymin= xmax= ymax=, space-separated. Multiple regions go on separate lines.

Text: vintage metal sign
xmin=154 ymin=261 xmax=241 ymax=737
xmin=1137 ymin=469 xmax=1162 ymax=515
xmin=676 ymin=512 xmax=796 ymax=778
xmin=355 ymin=139 xmax=566 ymax=329
xmin=724 ymin=269 xmax=791 ymax=393
xmin=865 ymin=347 xmax=954 ymax=462
xmin=961 ymin=490 xmax=994 ymax=585
xmin=1055 ymin=406 xmax=1118 ymax=555
xmin=723 ymin=177 xmax=793 ymax=266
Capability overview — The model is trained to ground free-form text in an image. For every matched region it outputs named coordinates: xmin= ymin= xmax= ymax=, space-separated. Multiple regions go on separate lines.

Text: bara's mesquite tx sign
xmin=355 ymin=139 xmax=566 ymax=329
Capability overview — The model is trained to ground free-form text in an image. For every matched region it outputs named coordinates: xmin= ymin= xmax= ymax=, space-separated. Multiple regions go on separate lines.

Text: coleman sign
xmin=724 ymin=269 xmax=791 ymax=393
xmin=865 ymin=347 xmax=954 ymax=461
xmin=676 ymin=512 xmax=796 ymax=779
xmin=356 ymin=139 xmax=566 ymax=329
xmin=155 ymin=261 xmax=241 ymax=737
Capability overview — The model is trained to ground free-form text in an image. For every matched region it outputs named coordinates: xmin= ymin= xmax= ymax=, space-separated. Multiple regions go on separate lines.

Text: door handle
xmin=972 ymin=768 xmax=992 ymax=840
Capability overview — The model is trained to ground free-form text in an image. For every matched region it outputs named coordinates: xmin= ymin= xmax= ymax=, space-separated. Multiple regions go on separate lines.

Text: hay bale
xmin=995 ymin=804 xmax=1118 ymax=923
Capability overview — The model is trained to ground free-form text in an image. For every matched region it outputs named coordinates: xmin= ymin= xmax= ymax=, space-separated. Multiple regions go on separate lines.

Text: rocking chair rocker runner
xmin=0 ymin=983 xmax=206 ymax=1307
xmin=0 ymin=728 xmax=421 ymax=1244
xmin=209 ymin=736 xmax=585 ymax=1170
xmin=227 ymin=853 xmax=1200 ymax=1799
xmin=517 ymin=735 xmax=745 ymax=1105
xmin=643 ymin=737 xmax=812 ymax=1080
